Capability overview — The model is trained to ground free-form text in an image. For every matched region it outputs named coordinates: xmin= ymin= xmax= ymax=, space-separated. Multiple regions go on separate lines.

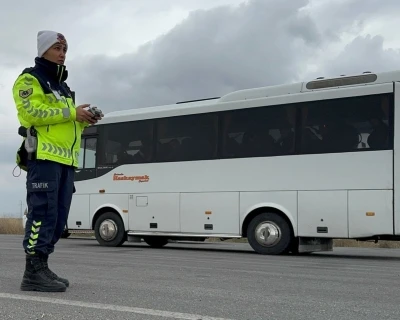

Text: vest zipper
xmin=71 ymin=122 xmax=77 ymax=166
xmin=66 ymin=100 xmax=77 ymax=166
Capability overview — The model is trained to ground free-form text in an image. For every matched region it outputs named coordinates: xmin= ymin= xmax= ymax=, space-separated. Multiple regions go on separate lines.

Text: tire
xmin=247 ymin=212 xmax=292 ymax=255
xmin=143 ymin=236 xmax=169 ymax=248
xmin=94 ymin=211 xmax=126 ymax=247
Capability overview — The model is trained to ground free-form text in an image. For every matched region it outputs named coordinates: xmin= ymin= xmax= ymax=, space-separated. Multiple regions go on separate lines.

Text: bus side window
xmin=84 ymin=138 xmax=97 ymax=168
xmin=155 ymin=113 xmax=218 ymax=162
xmin=99 ymin=120 xmax=155 ymax=166
xmin=299 ymin=93 xmax=393 ymax=154
xmin=220 ymin=105 xmax=295 ymax=159
xmin=78 ymin=137 xmax=97 ymax=169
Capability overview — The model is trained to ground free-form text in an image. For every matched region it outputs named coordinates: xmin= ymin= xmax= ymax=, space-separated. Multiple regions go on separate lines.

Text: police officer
xmin=12 ymin=30 xmax=103 ymax=292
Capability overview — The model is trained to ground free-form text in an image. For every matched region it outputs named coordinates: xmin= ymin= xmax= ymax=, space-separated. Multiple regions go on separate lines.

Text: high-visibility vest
xmin=12 ymin=60 xmax=88 ymax=169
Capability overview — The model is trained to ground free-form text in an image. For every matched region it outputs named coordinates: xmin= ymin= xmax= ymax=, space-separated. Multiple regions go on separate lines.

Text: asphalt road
xmin=1 ymin=235 xmax=400 ymax=320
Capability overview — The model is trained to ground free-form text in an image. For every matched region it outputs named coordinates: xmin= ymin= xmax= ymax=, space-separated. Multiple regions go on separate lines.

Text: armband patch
xmin=19 ymin=88 xmax=33 ymax=99
xmin=62 ymin=108 xmax=70 ymax=119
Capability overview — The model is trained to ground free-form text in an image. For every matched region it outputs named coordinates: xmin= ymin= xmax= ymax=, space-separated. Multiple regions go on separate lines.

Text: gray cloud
xmin=0 ymin=0 xmax=244 ymax=69
xmin=306 ymin=0 xmax=400 ymax=33
xmin=306 ymin=34 xmax=400 ymax=80
xmin=67 ymin=0 xmax=400 ymax=115
xmin=0 ymin=2 xmax=75 ymax=67
xmin=1 ymin=0 xmax=400 ymax=215
xmin=68 ymin=0 xmax=324 ymax=112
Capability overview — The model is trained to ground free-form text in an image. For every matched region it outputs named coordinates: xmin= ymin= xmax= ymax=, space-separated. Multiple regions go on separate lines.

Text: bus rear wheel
xmin=143 ymin=236 xmax=169 ymax=248
xmin=94 ymin=212 xmax=126 ymax=247
xmin=247 ymin=212 xmax=292 ymax=255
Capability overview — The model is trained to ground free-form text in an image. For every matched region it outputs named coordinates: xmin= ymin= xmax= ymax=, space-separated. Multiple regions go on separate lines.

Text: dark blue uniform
xmin=14 ymin=56 xmax=79 ymax=293
xmin=14 ymin=30 xmax=101 ymax=293
xmin=23 ymin=159 xmax=74 ymax=256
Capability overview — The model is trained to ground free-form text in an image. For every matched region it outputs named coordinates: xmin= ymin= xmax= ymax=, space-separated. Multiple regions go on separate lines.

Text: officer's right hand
xmin=75 ymin=104 xmax=98 ymax=124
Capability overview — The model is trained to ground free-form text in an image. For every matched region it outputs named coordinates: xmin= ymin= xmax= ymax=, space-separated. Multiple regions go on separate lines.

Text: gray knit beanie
xmin=37 ymin=30 xmax=68 ymax=57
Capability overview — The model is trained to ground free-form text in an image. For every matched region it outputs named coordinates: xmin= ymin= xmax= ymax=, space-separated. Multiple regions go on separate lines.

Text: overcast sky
xmin=1 ymin=0 xmax=399 ymax=217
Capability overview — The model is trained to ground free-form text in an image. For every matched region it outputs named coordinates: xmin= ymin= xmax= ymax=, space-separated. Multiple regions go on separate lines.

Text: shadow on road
xmin=64 ymin=237 xmax=400 ymax=261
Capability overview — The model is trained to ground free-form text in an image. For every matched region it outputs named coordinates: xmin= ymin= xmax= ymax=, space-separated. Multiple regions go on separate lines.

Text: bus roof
xmin=99 ymin=70 xmax=400 ymax=125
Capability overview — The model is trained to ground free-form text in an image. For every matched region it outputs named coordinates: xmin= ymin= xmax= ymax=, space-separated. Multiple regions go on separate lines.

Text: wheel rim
xmin=254 ymin=221 xmax=281 ymax=247
xmin=99 ymin=219 xmax=118 ymax=241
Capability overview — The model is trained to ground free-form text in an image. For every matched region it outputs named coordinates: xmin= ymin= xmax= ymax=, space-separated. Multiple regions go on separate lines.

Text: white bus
xmin=67 ymin=70 xmax=400 ymax=255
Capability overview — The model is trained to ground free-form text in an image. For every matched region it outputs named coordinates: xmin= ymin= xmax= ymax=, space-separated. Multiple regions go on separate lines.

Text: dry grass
xmin=333 ymin=239 xmax=400 ymax=249
xmin=0 ymin=218 xmax=24 ymax=235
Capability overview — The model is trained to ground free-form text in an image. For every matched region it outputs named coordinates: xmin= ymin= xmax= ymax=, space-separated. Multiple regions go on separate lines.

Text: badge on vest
xmin=19 ymin=88 xmax=33 ymax=99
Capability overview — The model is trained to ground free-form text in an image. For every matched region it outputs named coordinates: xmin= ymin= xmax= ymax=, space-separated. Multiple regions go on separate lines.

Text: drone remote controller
xmin=85 ymin=106 xmax=103 ymax=118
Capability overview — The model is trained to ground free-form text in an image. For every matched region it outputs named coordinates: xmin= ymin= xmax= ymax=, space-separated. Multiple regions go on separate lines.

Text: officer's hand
xmin=75 ymin=104 xmax=98 ymax=124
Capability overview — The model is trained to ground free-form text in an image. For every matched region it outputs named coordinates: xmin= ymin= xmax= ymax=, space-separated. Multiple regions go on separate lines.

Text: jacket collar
xmin=34 ymin=57 xmax=68 ymax=83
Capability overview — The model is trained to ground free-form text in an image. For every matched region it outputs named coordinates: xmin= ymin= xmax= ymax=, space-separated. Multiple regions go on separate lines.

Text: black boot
xmin=20 ymin=254 xmax=66 ymax=292
xmin=40 ymin=255 xmax=69 ymax=287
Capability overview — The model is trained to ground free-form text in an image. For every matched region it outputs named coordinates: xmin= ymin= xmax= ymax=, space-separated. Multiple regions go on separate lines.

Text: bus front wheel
xmin=247 ymin=212 xmax=292 ymax=255
xmin=94 ymin=212 xmax=126 ymax=247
